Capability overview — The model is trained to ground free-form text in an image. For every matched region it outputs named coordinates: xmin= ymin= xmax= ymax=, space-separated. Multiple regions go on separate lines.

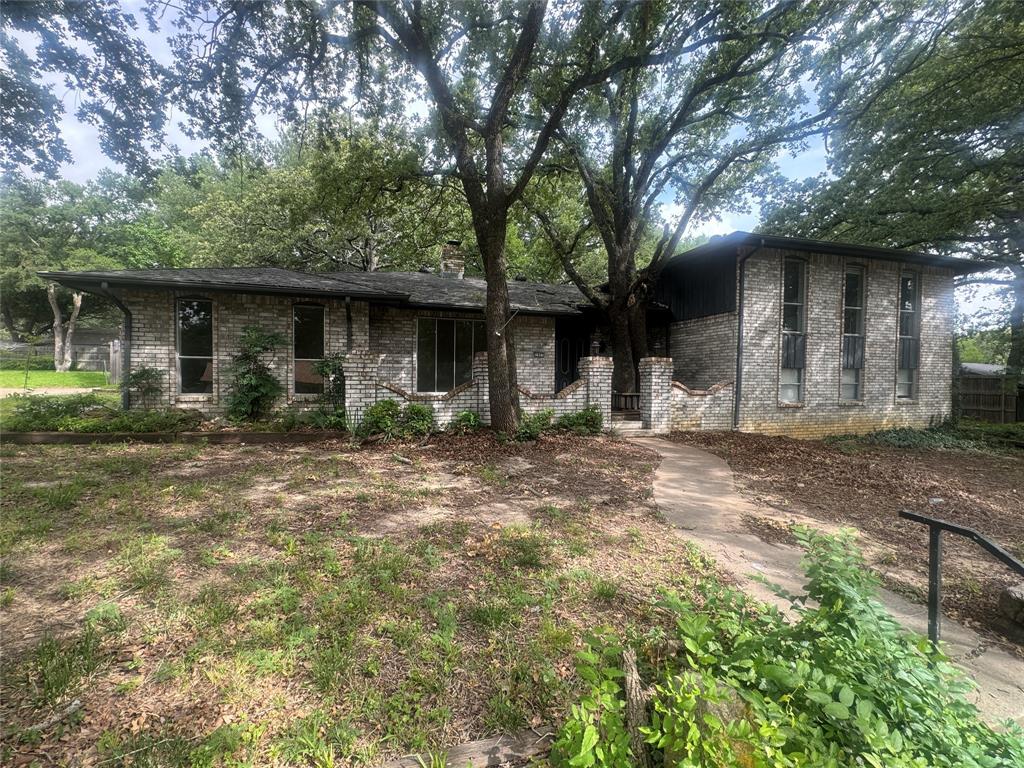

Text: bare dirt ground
xmin=670 ymin=430 xmax=1024 ymax=650
xmin=0 ymin=433 xmax=722 ymax=767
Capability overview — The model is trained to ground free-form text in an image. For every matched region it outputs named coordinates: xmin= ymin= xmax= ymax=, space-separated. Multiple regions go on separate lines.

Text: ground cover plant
xmin=0 ymin=432 xmax=717 ymax=765
xmin=672 ymin=423 xmax=1024 ymax=647
xmin=552 ymin=528 xmax=1024 ymax=767
xmin=0 ymin=393 xmax=201 ymax=433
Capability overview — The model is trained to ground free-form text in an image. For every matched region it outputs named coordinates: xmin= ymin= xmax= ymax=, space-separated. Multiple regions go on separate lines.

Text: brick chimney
xmin=439 ymin=240 xmax=464 ymax=279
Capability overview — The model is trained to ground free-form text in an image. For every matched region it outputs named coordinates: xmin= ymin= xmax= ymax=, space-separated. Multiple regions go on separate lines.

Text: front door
xmin=555 ymin=318 xmax=590 ymax=392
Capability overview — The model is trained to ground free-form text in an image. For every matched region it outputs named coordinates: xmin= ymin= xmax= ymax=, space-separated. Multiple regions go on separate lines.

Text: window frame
xmin=176 ymin=297 xmax=214 ymax=395
xmin=293 ymin=302 xmax=326 ymax=396
xmin=415 ymin=316 xmax=486 ymax=393
xmin=779 ymin=258 xmax=808 ymax=404
xmin=896 ymin=271 xmax=921 ymax=400
xmin=840 ymin=265 xmax=866 ymax=401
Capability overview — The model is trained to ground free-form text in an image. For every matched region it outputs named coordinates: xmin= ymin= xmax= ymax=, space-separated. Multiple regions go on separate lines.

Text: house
xmin=40 ymin=233 xmax=993 ymax=438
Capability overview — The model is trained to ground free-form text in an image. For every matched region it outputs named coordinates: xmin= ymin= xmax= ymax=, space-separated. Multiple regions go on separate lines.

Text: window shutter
xmin=899 ymin=337 xmax=919 ymax=370
xmin=842 ymin=336 xmax=865 ymax=369
xmin=782 ymin=333 xmax=806 ymax=369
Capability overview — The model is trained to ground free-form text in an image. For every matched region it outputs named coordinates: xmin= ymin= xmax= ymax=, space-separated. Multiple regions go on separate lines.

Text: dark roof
xmin=322 ymin=271 xmax=587 ymax=315
xmin=668 ymin=231 xmax=1000 ymax=275
xmin=37 ymin=267 xmax=404 ymax=300
xmin=39 ymin=267 xmax=589 ymax=316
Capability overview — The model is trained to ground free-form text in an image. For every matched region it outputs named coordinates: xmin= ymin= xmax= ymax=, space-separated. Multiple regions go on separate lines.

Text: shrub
xmin=122 ymin=366 xmax=163 ymax=407
xmin=0 ymin=393 xmax=200 ymax=433
xmin=556 ymin=406 xmax=603 ymax=435
xmin=513 ymin=409 xmax=553 ymax=442
xmin=401 ymin=403 xmax=434 ymax=437
xmin=225 ymin=326 xmax=286 ymax=422
xmin=358 ymin=399 xmax=402 ymax=439
xmin=0 ymin=354 xmax=56 ymax=371
xmin=449 ymin=410 xmax=482 ymax=434
xmin=357 ymin=400 xmax=436 ymax=439
xmin=552 ymin=528 xmax=1024 ymax=768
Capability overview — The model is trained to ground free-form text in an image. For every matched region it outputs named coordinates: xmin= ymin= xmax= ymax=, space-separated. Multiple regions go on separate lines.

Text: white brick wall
xmin=669 ymin=312 xmax=737 ymax=388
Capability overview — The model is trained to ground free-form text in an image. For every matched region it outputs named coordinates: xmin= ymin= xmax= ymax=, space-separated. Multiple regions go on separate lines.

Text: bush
xmin=0 ymin=354 xmax=56 ymax=371
xmin=449 ymin=410 xmax=482 ymax=434
xmin=552 ymin=528 xmax=1024 ymax=768
xmin=225 ymin=326 xmax=286 ymax=423
xmin=401 ymin=403 xmax=434 ymax=437
xmin=122 ymin=366 xmax=163 ymax=407
xmin=513 ymin=409 xmax=553 ymax=441
xmin=556 ymin=406 xmax=603 ymax=435
xmin=1 ymin=394 xmax=201 ymax=433
xmin=357 ymin=399 xmax=435 ymax=440
xmin=358 ymin=399 xmax=402 ymax=439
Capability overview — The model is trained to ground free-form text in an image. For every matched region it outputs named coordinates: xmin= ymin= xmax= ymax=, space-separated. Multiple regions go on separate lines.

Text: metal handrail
xmin=898 ymin=510 xmax=1024 ymax=646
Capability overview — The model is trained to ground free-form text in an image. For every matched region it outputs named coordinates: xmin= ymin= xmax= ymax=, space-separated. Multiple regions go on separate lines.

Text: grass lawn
xmin=0 ymin=433 xmax=718 ymax=766
xmin=0 ymin=370 xmax=111 ymax=389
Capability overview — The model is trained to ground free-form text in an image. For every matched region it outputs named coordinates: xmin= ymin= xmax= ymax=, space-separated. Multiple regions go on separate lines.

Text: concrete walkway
xmin=631 ymin=436 xmax=1024 ymax=727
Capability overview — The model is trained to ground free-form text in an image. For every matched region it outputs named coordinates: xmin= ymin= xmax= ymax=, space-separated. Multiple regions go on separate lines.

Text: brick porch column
xmin=341 ymin=350 xmax=382 ymax=427
xmin=472 ymin=351 xmax=490 ymax=425
xmin=640 ymin=357 xmax=673 ymax=433
xmin=580 ymin=356 xmax=613 ymax=431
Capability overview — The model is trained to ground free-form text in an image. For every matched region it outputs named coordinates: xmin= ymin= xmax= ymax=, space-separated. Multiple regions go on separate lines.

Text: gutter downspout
xmin=733 ymin=239 xmax=766 ymax=430
xmin=98 ymin=282 xmax=132 ymax=410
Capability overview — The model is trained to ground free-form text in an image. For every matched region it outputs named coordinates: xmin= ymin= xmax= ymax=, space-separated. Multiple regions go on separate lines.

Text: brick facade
xmin=120 ymin=288 xmax=611 ymax=430
xmin=734 ymin=249 xmax=954 ymax=438
xmin=669 ymin=311 xmax=736 ymax=388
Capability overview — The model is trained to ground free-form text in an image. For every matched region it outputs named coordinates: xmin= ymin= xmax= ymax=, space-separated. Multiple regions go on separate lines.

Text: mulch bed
xmin=671 ymin=431 xmax=1024 ymax=650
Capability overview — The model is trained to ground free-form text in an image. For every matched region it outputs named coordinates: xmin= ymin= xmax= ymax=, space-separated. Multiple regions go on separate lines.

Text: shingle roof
xmin=669 ymin=231 xmax=1001 ymax=275
xmin=38 ymin=267 xmax=590 ymax=315
xmin=322 ymin=271 xmax=587 ymax=315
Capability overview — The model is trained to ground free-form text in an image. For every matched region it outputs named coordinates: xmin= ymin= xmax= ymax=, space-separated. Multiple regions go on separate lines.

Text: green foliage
xmin=958 ymin=329 xmax=1011 ymax=365
xmin=225 ymin=325 xmax=286 ymax=423
xmin=448 ymin=410 xmax=482 ymax=434
xmin=550 ymin=634 xmax=633 ymax=768
xmin=554 ymin=529 xmax=1024 ymax=768
xmin=556 ymin=406 xmax=603 ymax=435
xmin=313 ymin=353 xmax=346 ymax=410
xmin=0 ymin=354 xmax=55 ymax=371
xmin=513 ymin=409 xmax=554 ymax=442
xmin=357 ymin=399 xmax=436 ymax=440
xmin=402 ymin=403 xmax=435 ymax=437
xmin=827 ymin=420 xmax=1024 ymax=455
xmin=0 ymin=394 xmax=201 ymax=433
xmin=122 ymin=365 xmax=163 ymax=407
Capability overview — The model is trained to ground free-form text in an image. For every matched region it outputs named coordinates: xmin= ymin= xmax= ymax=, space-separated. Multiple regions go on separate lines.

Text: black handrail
xmin=899 ymin=510 xmax=1024 ymax=647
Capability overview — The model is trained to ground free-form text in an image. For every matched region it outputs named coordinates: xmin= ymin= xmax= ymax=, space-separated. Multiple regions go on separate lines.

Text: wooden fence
xmin=959 ymin=374 xmax=1021 ymax=423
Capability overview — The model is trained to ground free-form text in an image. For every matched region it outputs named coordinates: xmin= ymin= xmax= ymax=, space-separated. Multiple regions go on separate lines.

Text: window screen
xmin=416 ymin=318 xmax=486 ymax=392
xmin=294 ymin=304 xmax=325 ymax=394
xmin=178 ymin=299 xmax=213 ymax=394
xmin=841 ymin=268 xmax=865 ymax=399
xmin=897 ymin=274 xmax=920 ymax=398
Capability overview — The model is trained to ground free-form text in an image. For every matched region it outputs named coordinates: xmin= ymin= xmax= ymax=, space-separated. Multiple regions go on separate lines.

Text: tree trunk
xmin=1007 ymin=265 xmax=1024 ymax=380
xmin=608 ymin=299 xmax=637 ymax=394
xmin=2 ymin=305 xmax=25 ymax=343
xmin=477 ymin=218 xmax=521 ymax=433
xmin=47 ymin=285 xmax=82 ymax=372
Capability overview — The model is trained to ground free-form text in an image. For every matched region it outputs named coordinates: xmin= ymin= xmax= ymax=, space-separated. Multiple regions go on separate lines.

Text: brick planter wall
xmin=639 ymin=357 xmax=673 ymax=433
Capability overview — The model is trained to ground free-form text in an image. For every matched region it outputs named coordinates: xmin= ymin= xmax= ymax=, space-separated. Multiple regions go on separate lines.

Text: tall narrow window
xmin=416 ymin=318 xmax=485 ymax=392
xmin=896 ymin=273 xmax=920 ymax=398
xmin=780 ymin=259 xmax=807 ymax=403
xmin=178 ymin=299 xmax=213 ymax=393
xmin=841 ymin=268 xmax=865 ymax=400
xmin=294 ymin=304 xmax=325 ymax=394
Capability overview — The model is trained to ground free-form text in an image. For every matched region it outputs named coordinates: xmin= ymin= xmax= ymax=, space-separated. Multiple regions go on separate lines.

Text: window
xmin=780 ymin=367 xmax=803 ymax=403
xmin=780 ymin=259 xmax=807 ymax=403
xmin=416 ymin=318 xmax=486 ymax=392
xmin=841 ymin=267 xmax=865 ymax=400
xmin=782 ymin=259 xmax=806 ymax=332
xmin=177 ymin=299 xmax=213 ymax=394
xmin=294 ymin=304 xmax=325 ymax=394
xmin=896 ymin=273 xmax=920 ymax=398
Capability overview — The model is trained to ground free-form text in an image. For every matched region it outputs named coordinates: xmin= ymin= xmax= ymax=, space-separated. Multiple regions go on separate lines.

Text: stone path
xmin=630 ymin=436 xmax=1024 ymax=727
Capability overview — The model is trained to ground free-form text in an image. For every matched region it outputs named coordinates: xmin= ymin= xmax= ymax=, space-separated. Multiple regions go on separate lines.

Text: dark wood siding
xmin=656 ymin=256 xmax=737 ymax=322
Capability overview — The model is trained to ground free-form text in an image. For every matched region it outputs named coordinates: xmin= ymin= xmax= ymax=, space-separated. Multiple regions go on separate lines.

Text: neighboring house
xmin=41 ymin=233 xmax=993 ymax=438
